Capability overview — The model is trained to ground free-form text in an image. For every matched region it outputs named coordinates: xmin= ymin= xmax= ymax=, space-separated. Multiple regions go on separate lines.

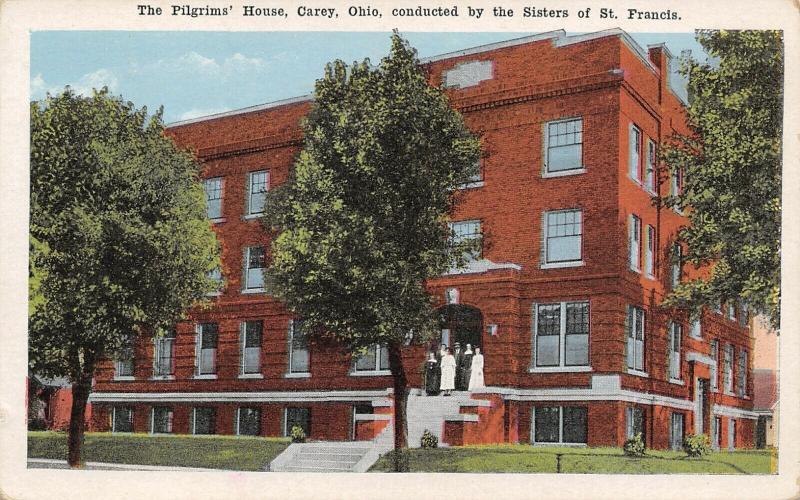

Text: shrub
xmin=623 ymin=433 xmax=646 ymax=457
xmin=683 ymin=433 xmax=711 ymax=457
xmin=290 ymin=425 xmax=306 ymax=443
xmin=420 ymin=429 xmax=438 ymax=449
xmin=385 ymin=449 xmax=410 ymax=472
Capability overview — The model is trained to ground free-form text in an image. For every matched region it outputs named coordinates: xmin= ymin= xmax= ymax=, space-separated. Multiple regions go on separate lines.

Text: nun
xmin=468 ymin=346 xmax=485 ymax=390
xmin=424 ymin=351 xmax=440 ymax=396
xmin=439 ymin=347 xmax=456 ymax=396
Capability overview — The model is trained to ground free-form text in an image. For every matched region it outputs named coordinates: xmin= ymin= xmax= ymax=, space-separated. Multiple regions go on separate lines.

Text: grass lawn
xmin=369 ymin=445 xmax=776 ymax=474
xmin=28 ymin=432 xmax=290 ymax=471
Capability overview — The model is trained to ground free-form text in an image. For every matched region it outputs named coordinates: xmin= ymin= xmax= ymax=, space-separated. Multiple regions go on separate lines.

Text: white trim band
xmin=90 ymin=389 xmax=392 ymax=404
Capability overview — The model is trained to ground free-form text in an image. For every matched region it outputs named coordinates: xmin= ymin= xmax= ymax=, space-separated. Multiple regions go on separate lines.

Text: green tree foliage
xmin=662 ymin=30 xmax=782 ymax=328
xmin=29 ymin=89 xmax=220 ymax=466
xmin=263 ymin=33 xmax=480 ymax=464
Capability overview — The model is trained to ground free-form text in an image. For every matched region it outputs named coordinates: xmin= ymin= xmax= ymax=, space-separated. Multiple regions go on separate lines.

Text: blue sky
xmin=30 ymin=31 xmax=705 ymax=124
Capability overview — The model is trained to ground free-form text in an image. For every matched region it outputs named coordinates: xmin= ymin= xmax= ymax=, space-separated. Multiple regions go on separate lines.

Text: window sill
xmin=350 ymin=370 xmax=392 ymax=377
xmin=242 ymin=213 xmax=263 ymax=221
xmin=238 ymin=373 xmax=263 ymax=379
xmin=149 ymin=375 xmax=175 ymax=381
xmin=113 ymin=376 xmax=135 ymax=382
xmin=644 ymin=273 xmax=656 ymax=281
xmin=540 ymin=261 xmax=584 ymax=270
xmin=669 ymin=378 xmax=685 ymax=386
xmin=723 ymin=390 xmax=735 ymax=397
xmin=241 ymin=288 xmax=265 ymax=295
xmin=284 ymin=372 xmax=311 ymax=379
xmin=627 ymin=369 xmax=649 ymax=378
xmin=457 ymin=180 xmax=485 ymax=190
xmin=209 ymin=217 xmax=226 ymax=224
xmin=193 ymin=374 xmax=218 ymax=380
xmin=528 ymin=366 xmax=592 ymax=373
xmin=629 ymin=266 xmax=641 ymax=274
xmin=542 ymin=167 xmax=587 ymax=179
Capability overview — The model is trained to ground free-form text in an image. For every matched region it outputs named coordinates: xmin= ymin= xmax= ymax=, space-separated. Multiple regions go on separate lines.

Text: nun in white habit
xmin=468 ymin=346 xmax=485 ymax=390
xmin=439 ymin=347 xmax=456 ymax=396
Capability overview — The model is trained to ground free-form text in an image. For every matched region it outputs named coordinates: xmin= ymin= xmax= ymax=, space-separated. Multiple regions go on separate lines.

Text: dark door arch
xmin=437 ymin=304 xmax=483 ymax=350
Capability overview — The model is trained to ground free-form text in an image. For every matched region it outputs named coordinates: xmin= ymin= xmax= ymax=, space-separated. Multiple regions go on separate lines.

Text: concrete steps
xmin=405 ymin=391 xmax=487 ymax=448
xmin=269 ymin=441 xmax=375 ymax=472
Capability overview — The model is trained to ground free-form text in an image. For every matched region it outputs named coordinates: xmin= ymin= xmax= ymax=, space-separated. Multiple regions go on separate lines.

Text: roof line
xmin=166 ymin=28 xmax=660 ymax=128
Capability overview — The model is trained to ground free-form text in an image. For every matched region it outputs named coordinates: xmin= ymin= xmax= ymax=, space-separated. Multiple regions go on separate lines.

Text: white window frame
xmin=111 ymin=406 xmax=134 ymax=433
xmin=114 ymin=337 xmax=135 ymax=380
xmin=541 ymin=209 xmax=583 ymax=269
xmin=723 ymin=343 xmax=734 ymax=394
xmin=689 ymin=316 xmax=702 ymax=339
xmin=737 ymin=349 xmax=747 ymax=398
xmin=531 ymin=406 xmax=588 ymax=446
xmin=626 ymin=306 xmax=646 ymax=375
xmin=235 ymin=407 xmax=261 ymax=436
xmin=644 ymin=225 xmax=655 ymax=278
xmin=669 ymin=412 xmax=685 ymax=451
xmin=671 ymin=243 xmax=682 ymax=289
xmin=286 ymin=320 xmax=310 ymax=377
xmin=150 ymin=406 xmax=174 ymax=435
xmin=625 ymin=406 xmax=645 ymax=439
xmin=710 ymin=339 xmax=719 ymax=392
xmin=628 ymin=124 xmax=642 ymax=183
xmin=543 ymin=117 xmax=585 ymax=177
xmin=629 ymin=214 xmax=641 ymax=272
xmin=204 ymin=176 xmax=224 ymax=221
xmin=728 ymin=302 xmax=736 ymax=321
xmin=246 ymin=170 xmax=269 ymax=216
xmin=243 ymin=246 xmax=266 ymax=292
xmin=448 ymin=219 xmax=482 ymax=261
xmin=239 ymin=320 xmax=263 ymax=377
xmin=531 ymin=301 xmax=591 ymax=372
xmin=194 ymin=323 xmax=218 ymax=378
xmin=645 ymin=139 xmax=657 ymax=192
xmin=668 ymin=322 xmax=682 ymax=382
xmin=152 ymin=330 xmax=176 ymax=379
xmin=352 ymin=344 xmax=391 ymax=376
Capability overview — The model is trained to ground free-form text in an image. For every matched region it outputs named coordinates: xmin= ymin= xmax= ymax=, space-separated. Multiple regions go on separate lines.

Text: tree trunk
xmin=67 ymin=370 xmax=93 ymax=468
xmin=387 ymin=342 xmax=408 ymax=472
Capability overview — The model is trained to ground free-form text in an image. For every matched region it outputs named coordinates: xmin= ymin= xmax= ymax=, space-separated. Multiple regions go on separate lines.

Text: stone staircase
xmin=405 ymin=390 xmax=487 ymax=448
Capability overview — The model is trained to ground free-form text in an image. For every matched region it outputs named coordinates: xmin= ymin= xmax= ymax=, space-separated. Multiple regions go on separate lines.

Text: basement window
xmin=532 ymin=406 xmax=588 ymax=445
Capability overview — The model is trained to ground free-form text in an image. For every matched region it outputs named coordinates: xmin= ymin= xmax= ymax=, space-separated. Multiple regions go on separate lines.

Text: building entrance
xmin=437 ymin=304 xmax=483 ymax=350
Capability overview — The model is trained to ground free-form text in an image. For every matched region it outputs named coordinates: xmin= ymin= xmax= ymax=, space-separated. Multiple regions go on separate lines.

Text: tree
xmin=29 ymin=89 xmax=220 ymax=467
xmin=263 ymin=33 xmax=480 ymax=469
xmin=662 ymin=30 xmax=782 ymax=328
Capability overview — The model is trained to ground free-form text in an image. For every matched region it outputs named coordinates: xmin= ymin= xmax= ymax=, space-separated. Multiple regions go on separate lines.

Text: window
xmin=670 ymin=413 xmax=685 ymax=451
xmin=645 ymin=140 xmax=656 ymax=192
xmin=112 ymin=406 xmax=133 ymax=433
xmin=243 ymin=246 xmax=265 ymax=291
xmin=690 ymin=316 xmax=702 ymax=339
xmin=206 ymin=267 xmax=223 ymax=295
xmin=247 ymin=170 xmax=269 ymax=215
xmin=671 ymin=243 xmax=682 ymax=289
xmin=354 ymin=344 xmax=390 ymax=373
xmin=625 ymin=406 xmax=645 ymax=442
xmin=204 ymin=177 xmax=224 ymax=220
xmin=288 ymin=320 xmax=310 ymax=374
xmin=628 ymin=124 xmax=642 ymax=182
xmin=151 ymin=406 xmax=173 ymax=434
xmin=739 ymin=303 xmax=750 ymax=327
xmin=285 ymin=407 xmax=311 ymax=437
xmin=723 ymin=344 xmax=734 ymax=393
xmin=728 ymin=419 xmax=736 ymax=450
xmin=644 ymin=225 xmax=655 ymax=277
xmin=236 ymin=407 xmax=261 ymax=436
xmin=668 ymin=322 xmax=682 ymax=381
xmin=449 ymin=220 xmax=481 ymax=260
xmin=714 ymin=300 xmax=723 ymax=314
xmin=711 ymin=416 xmax=722 ymax=449
xmin=542 ymin=209 xmax=582 ymax=266
xmin=671 ymin=167 xmax=683 ymax=197
xmin=532 ymin=301 xmax=589 ymax=369
xmin=626 ymin=306 xmax=646 ymax=372
xmin=710 ymin=339 xmax=719 ymax=392
xmin=737 ymin=349 xmax=747 ymax=398
xmin=195 ymin=323 xmax=218 ymax=376
xmin=532 ymin=406 xmax=588 ymax=444
xmin=240 ymin=320 xmax=262 ymax=375
xmin=192 ymin=407 xmax=216 ymax=435
xmin=153 ymin=330 xmax=176 ymax=377
xmin=115 ymin=336 xmax=135 ymax=378
xmin=466 ymin=159 xmax=482 ymax=183
xmin=544 ymin=118 xmax=583 ymax=174
xmin=727 ymin=302 xmax=736 ymax=321
xmin=629 ymin=214 xmax=641 ymax=272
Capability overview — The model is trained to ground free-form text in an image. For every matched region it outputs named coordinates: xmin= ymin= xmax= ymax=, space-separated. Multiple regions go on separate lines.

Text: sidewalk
xmin=27 ymin=458 xmax=234 ymax=472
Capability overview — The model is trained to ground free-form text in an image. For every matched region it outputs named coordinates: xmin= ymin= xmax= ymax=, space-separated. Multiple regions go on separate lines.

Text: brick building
xmin=88 ymin=29 xmax=757 ymax=449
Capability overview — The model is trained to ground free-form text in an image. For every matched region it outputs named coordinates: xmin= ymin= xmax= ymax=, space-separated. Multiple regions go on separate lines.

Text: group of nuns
xmin=424 ymin=342 xmax=485 ymax=396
